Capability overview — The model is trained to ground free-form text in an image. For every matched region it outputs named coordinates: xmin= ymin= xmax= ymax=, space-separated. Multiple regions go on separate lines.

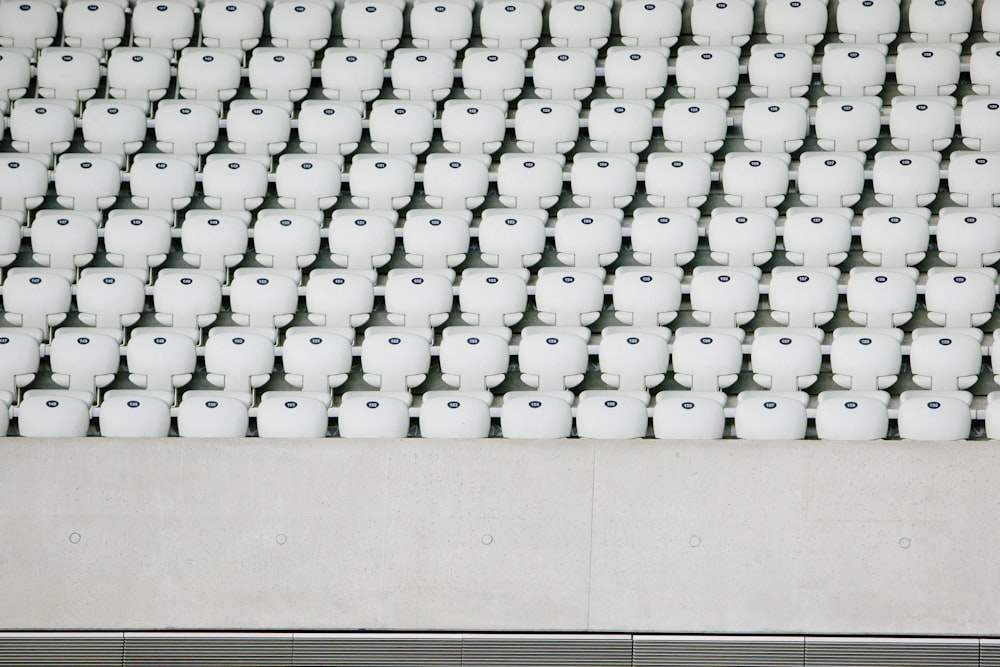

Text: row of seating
xmin=8 ymin=386 xmax=998 ymax=441
xmin=5 ymin=0 xmax=997 ymax=59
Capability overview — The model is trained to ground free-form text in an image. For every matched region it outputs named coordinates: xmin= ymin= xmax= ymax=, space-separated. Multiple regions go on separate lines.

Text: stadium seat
xmin=814 ymin=391 xmax=890 ymax=440
xmin=274 ymin=155 xmax=342 ymax=210
xmin=410 ymin=0 xmax=473 ymax=50
xmin=36 ymin=49 xmax=101 ymax=102
xmin=297 ymin=102 xmax=363 ymax=156
xmin=0 ymin=328 xmax=41 ymax=403
xmin=204 ymin=328 xmax=276 ymax=392
xmin=439 ymin=327 xmax=510 ymax=391
xmin=129 ymin=156 xmax=196 ymax=212
xmin=959 ymin=97 xmax=1000 ymax=151
xmin=477 ymin=209 xmax=547 ymax=269
xmin=643 ymin=153 xmax=713 ymax=208
xmin=337 ymin=392 xmax=411 ymax=438
xmin=741 ymin=98 xmax=809 ymax=153
xmin=98 ymin=392 xmax=172 ymax=438
xmin=549 ymin=0 xmax=612 ymax=48
xmin=750 ymin=328 xmax=823 ymax=390
xmin=305 ymin=270 xmax=375 ymax=328
xmin=497 ymin=154 xmax=565 ymax=209
xmin=766 ymin=267 xmax=840 ymax=327
xmin=830 ymin=327 xmax=903 ymax=390
xmin=835 ymin=0 xmax=899 ymax=43
xmin=441 ymin=101 xmax=507 ymax=153
xmin=889 ymin=97 xmax=956 ymax=152
xmin=82 ymin=102 xmax=147 ymax=158
xmin=570 ymin=153 xmax=638 ymax=208
xmin=180 ymin=212 xmax=249 ymax=272
xmin=611 ymin=267 xmax=682 ymax=326
xmin=422 ymin=154 xmax=490 ymax=209
xmin=177 ymin=392 xmax=250 ymax=437
xmin=200 ymin=0 xmax=264 ymax=52
xmin=131 ymin=0 xmax=196 ymax=50
xmin=764 ymin=0 xmax=827 ymax=44
xmin=327 ymin=211 xmax=397 ymax=270
xmin=734 ymin=391 xmax=809 ymax=440
xmin=228 ymin=269 xmax=300 ymax=329
xmin=661 ymin=100 xmax=729 ymax=153
xmin=500 ymin=391 xmax=573 ymax=438
xmin=10 ymin=100 xmax=76 ymax=159
xmin=0 ymin=1 xmax=58 ymax=49
xmin=909 ymin=328 xmax=983 ymax=391
xmin=935 ymin=208 xmax=1000 ymax=267
xmin=747 ymin=45 xmax=813 ymax=97
xmin=152 ymin=270 xmax=224 ymax=330
xmin=795 ymin=152 xmax=866 ymax=208
xmin=984 ymin=392 xmax=1000 ymax=439
xmin=390 ymin=48 xmax=455 ymax=101
xmin=821 ymin=44 xmax=887 ymax=96
xmin=598 ymin=327 xmax=670 ymax=391
xmin=458 ymin=269 xmax=528 ymax=327
xmin=402 ymin=211 xmax=471 ymax=270
xmin=256 ymin=393 xmax=330 ymax=438
xmin=533 ymin=268 xmax=605 ymax=327
xmin=29 ymin=212 xmax=99 ymax=269
xmin=587 ymin=100 xmax=654 ymax=153
xmin=948 ymin=152 xmax=1000 ymax=207
xmin=618 ymin=0 xmax=681 ymax=47
xmin=479 ymin=0 xmax=543 ymax=49
xmin=107 ymin=49 xmax=171 ymax=105
xmin=201 ymin=156 xmax=270 ymax=210
xmin=360 ymin=328 xmax=432 ymax=392
xmin=897 ymin=390 xmax=972 ymax=441
xmin=531 ymin=48 xmax=597 ymax=100
xmin=707 ymin=208 xmax=777 ymax=267
xmin=970 ymin=44 xmax=1000 ymax=96
xmin=418 ymin=392 xmax=492 ymax=438
xmin=53 ymin=155 xmax=122 ymax=211
xmin=514 ymin=100 xmax=581 ymax=153
xmin=0 ymin=50 xmax=32 ymax=110
xmin=18 ymin=391 xmax=91 ymax=437
xmin=575 ymin=392 xmax=649 ymax=439
xmin=671 ymin=327 xmax=744 ymax=391
xmin=269 ymin=0 xmax=334 ymax=51
xmin=348 ymin=154 xmax=417 ymax=209
xmin=154 ymin=102 xmax=220 ymax=156
xmin=781 ymin=207 xmax=852 ymax=266
xmin=894 ymin=43 xmax=961 ymax=96
xmin=872 ymin=152 xmax=941 ymax=207
xmin=722 ymin=152 xmax=791 ymax=207
xmin=846 ymin=267 xmax=918 ymax=328
xmin=340 ymin=0 xmax=404 ymax=50
xmin=860 ymin=208 xmax=931 ymax=267
xmin=813 ymin=96 xmax=882 ymax=152
xmin=281 ymin=327 xmax=353 ymax=394
xmin=675 ymin=46 xmax=740 ymax=98
xmin=226 ymin=102 xmax=292 ymax=156
xmin=923 ymin=267 xmax=997 ymax=328
xmin=253 ymin=211 xmax=322 ymax=270
xmin=689 ymin=267 xmax=761 ymax=327
xmin=518 ymin=327 xmax=590 ymax=390
xmin=652 ymin=391 xmax=728 ymax=439
xmin=603 ymin=48 xmax=667 ymax=100
xmin=320 ymin=48 xmax=386 ymax=102
xmin=126 ymin=328 xmax=198 ymax=394
xmin=49 ymin=329 xmax=120 ymax=398
xmin=908 ymin=0 xmax=972 ymax=42
xmin=75 ymin=269 xmax=146 ymax=330
xmin=383 ymin=269 xmax=455 ymax=328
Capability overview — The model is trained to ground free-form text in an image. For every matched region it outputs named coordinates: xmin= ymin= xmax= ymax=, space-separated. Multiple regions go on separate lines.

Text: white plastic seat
xmin=177 ymin=49 xmax=241 ymax=102
xmin=180 ymin=212 xmax=248 ymax=272
xmin=741 ymin=98 xmax=809 ymax=153
xmin=990 ymin=330 xmax=1000 ymax=385
xmin=269 ymin=0 xmax=333 ymax=51
xmin=499 ymin=391 xmax=572 ymax=438
xmin=948 ymin=152 xmax=1000 ymax=207
xmin=782 ymin=207 xmax=852 ymax=266
xmin=872 ymin=152 xmax=941 ymax=207
xmin=204 ymin=329 xmax=275 ymax=392
xmin=889 ymin=96 xmax=956 ymax=151
xmin=689 ymin=266 xmax=761 ymax=327
xmin=496 ymin=154 xmax=565 ymax=209
xmin=986 ymin=0 xmax=1000 ymax=41
xmin=82 ymin=101 xmax=147 ymax=157
xmin=126 ymin=328 xmax=197 ymax=392
xmin=518 ymin=328 xmax=589 ymax=390
xmin=971 ymin=44 xmax=1000 ymax=95
xmin=721 ymin=152 xmax=790 ymax=207
xmin=340 ymin=0 xmax=404 ymax=50
xmin=226 ymin=102 xmax=291 ymax=156
xmin=671 ymin=327 xmax=745 ymax=391
xmin=587 ymin=100 xmax=653 ymax=153
xmin=554 ymin=209 xmax=622 ymax=267
xmin=612 ymin=267 xmax=682 ymax=326
xmin=441 ymin=100 xmax=506 ymax=153
xmin=281 ymin=328 xmax=353 ymax=393
xmin=846 ymin=267 xmax=918 ymax=327
xmin=2 ymin=270 xmax=71 ymax=335
xmin=603 ymin=48 xmax=667 ymax=100
xmin=575 ymin=392 xmax=648 ymax=439
xmin=691 ymin=0 xmax=753 ymax=46
xmin=897 ymin=390 xmax=972 ymax=440
xmin=618 ymin=0 xmax=681 ymax=48
xmin=835 ymin=0 xmax=898 ymax=43
xmin=202 ymin=156 xmax=269 ymax=210
xmin=707 ymin=208 xmax=777 ymax=266
xmin=987 ymin=392 xmax=1000 ymax=439
xmin=570 ymin=154 xmax=637 ymax=208
xmin=821 ymin=45 xmax=887 ymax=96
xmin=765 ymin=0 xmax=827 ymax=44
xmin=652 ymin=391 xmax=727 ymax=439
xmin=479 ymin=0 xmax=543 ymax=49
xmin=177 ymin=392 xmax=250 ymax=437
xmin=200 ymin=0 xmax=264 ymax=51
xmin=54 ymin=155 xmax=121 ymax=211
xmin=534 ymin=268 xmax=605 ymax=327
xmin=348 ymin=154 xmax=416 ymax=209
xmin=36 ymin=49 xmax=101 ymax=102
xmin=30 ymin=212 xmax=98 ymax=269
xmin=0 ymin=50 xmax=31 ymax=109
xmin=256 ymin=393 xmax=329 ymax=438
xmin=750 ymin=328 xmax=822 ymax=390
xmin=795 ymin=151 xmax=866 ymax=207
xmin=0 ymin=329 xmax=41 ymax=402
xmin=229 ymin=269 xmax=299 ymax=329
xmin=327 ymin=211 xmax=396 ymax=270
xmin=514 ymin=100 xmax=580 ymax=153
xmin=908 ymin=0 xmax=972 ymax=42
xmin=959 ymin=97 xmax=1000 ymax=151
xmin=337 ymin=392 xmax=410 ymax=437
xmin=247 ymin=48 xmax=313 ymax=102
xmin=49 ymin=329 xmax=120 ymax=397
xmin=895 ymin=43 xmax=961 ymax=96
xmin=598 ymin=328 xmax=670 ymax=390
xmin=390 ymin=48 xmax=454 ymax=101
xmin=661 ymin=100 xmax=729 ymax=153
xmin=360 ymin=328 xmax=432 ymax=392
xmin=477 ymin=209 xmax=547 ymax=269
xmin=320 ymin=48 xmax=386 ymax=102
xmin=439 ymin=327 xmax=509 ymax=391
xmin=253 ymin=211 xmax=321 ymax=269
xmin=747 ymin=45 xmax=813 ymax=97
xmin=410 ymin=0 xmax=473 ymax=50
xmin=97 ymin=392 xmax=171 ymax=437
xmin=297 ymin=101 xmax=362 ymax=156
xmin=923 ymin=267 xmax=997 ymax=328
xmin=18 ymin=391 xmax=91 ymax=437
xmin=152 ymin=270 xmax=223 ymax=329
xmin=10 ymin=100 xmax=75 ymax=157
xmin=531 ymin=48 xmax=597 ymax=100
xmin=674 ymin=46 xmax=740 ymax=98
xmin=383 ymin=269 xmax=455 ymax=328
xmin=830 ymin=327 xmax=902 ymax=390
xmin=106 ymin=49 xmax=171 ymax=103
xmin=936 ymin=208 xmax=1000 ymax=267
xmin=128 ymin=156 xmax=196 ymax=211
xmin=767 ymin=266 xmax=840 ymax=327
xmin=548 ymin=0 xmax=612 ymax=48
xmin=75 ymin=269 xmax=146 ymax=330
xmin=0 ymin=155 xmax=48 ymax=211
xmin=814 ymin=97 xmax=882 ymax=151
xmin=860 ymin=207 xmax=931 ymax=266
xmin=403 ymin=211 xmax=471 ymax=269
xmin=305 ymin=269 xmax=375 ymax=327
xmin=629 ymin=208 xmax=699 ymax=267
xmin=0 ymin=214 xmax=19 ymax=275
xmin=274 ymin=155 xmax=341 ymax=210
xmin=0 ymin=1 xmax=58 ymax=49
xmin=418 ymin=392 xmax=492 ymax=438
xmin=460 ymin=49 xmax=525 ymax=101
xmin=910 ymin=328 xmax=983 ymax=390
xmin=815 ymin=391 xmax=890 ymax=440
xmin=154 ymin=101 xmax=220 ymax=155
xmin=643 ymin=153 xmax=713 ymax=208
xmin=422 ymin=154 xmax=489 ymax=209
xmin=131 ymin=1 xmax=195 ymax=50
xmin=734 ymin=391 xmax=808 ymax=439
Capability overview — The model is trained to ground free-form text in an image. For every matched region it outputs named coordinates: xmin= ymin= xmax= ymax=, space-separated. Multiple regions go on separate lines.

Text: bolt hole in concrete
xmin=275 ymin=533 xmax=287 ymax=545
xmin=481 ymin=534 xmax=493 ymax=545
xmin=689 ymin=535 xmax=702 ymax=547
xmin=898 ymin=537 xmax=912 ymax=549
xmin=68 ymin=532 xmax=81 ymax=544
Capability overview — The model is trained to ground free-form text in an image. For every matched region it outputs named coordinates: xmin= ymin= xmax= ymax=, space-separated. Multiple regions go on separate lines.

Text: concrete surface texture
xmin=0 ymin=438 xmax=997 ymax=633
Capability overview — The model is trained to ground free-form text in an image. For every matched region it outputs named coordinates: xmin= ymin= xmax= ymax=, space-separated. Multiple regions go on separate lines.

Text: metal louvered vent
xmin=123 ymin=633 xmax=292 ymax=667
xmin=461 ymin=634 xmax=632 ymax=667
xmin=981 ymin=640 xmax=1000 ymax=667
xmin=291 ymin=633 xmax=462 ymax=666
xmin=634 ymin=635 xmax=803 ymax=666
xmin=0 ymin=633 xmax=123 ymax=666
xmin=805 ymin=637 xmax=980 ymax=666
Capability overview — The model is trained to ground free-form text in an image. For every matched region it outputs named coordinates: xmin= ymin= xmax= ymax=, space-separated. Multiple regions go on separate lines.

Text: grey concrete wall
xmin=1 ymin=438 xmax=998 ymax=633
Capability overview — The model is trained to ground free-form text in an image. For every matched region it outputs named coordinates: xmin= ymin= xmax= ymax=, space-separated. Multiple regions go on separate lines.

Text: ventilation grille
xmin=291 ymin=634 xmax=462 ymax=666
xmin=804 ymin=638 xmax=980 ymax=667
xmin=979 ymin=640 xmax=1000 ymax=667
xmin=633 ymin=635 xmax=803 ymax=666
xmin=122 ymin=633 xmax=292 ymax=667
xmin=0 ymin=633 xmax=123 ymax=666
xmin=462 ymin=635 xmax=633 ymax=667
